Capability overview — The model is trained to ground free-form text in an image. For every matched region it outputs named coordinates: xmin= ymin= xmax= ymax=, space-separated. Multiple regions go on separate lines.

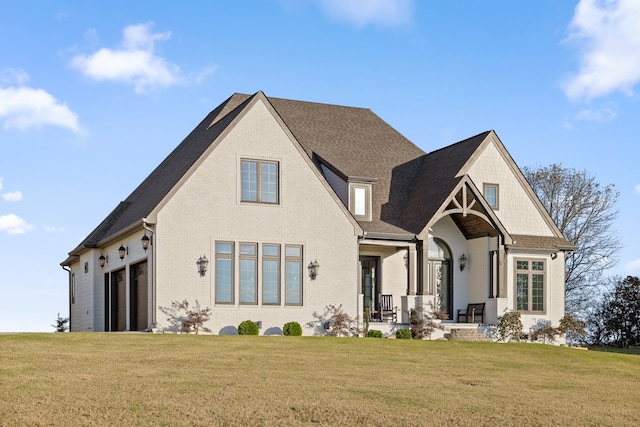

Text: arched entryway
xmin=428 ymin=238 xmax=453 ymax=318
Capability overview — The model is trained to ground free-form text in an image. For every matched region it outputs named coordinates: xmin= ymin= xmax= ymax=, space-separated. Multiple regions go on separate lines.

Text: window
xmin=241 ymin=159 xmax=278 ymax=204
xmin=354 ymin=187 xmax=366 ymax=215
xmin=214 ymin=240 xmax=303 ymax=307
xmin=262 ymin=244 xmax=280 ymax=305
xmin=239 ymin=243 xmax=257 ymax=304
xmin=285 ymin=245 xmax=303 ymax=305
xmin=349 ymin=183 xmax=371 ymax=220
xmin=484 ymin=183 xmax=499 ymax=209
xmin=215 ymin=242 xmax=234 ymax=304
xmin=515 ymin=259 xmax=545 ymax=312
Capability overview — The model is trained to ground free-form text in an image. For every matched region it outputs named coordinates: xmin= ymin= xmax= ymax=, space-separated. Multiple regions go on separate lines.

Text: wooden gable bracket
xmin=443 ymin=183 xmax=490 ymax=225
xmin=420 ymin=178 xmax=512 ymax=244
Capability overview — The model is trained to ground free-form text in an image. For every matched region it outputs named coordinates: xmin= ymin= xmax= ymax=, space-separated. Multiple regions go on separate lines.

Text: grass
xmin=1 ymin=334 xmax=639 ymax=426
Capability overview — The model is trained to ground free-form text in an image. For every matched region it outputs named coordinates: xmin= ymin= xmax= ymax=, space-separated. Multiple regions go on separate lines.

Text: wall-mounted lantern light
xmin=459 ymin=253 xmax=467 ymax=271
xmin=307 ymin=259 xmax=319 ymax=280
xmin=141 ymin=233 xmax=150 ymax=252
xmin=197 ymin=255 xmax=209 ymax=276
xmin=99 ymin=255 xmax=106 ymax=269
xmin=118 ymin=244 xmax=127 ymax=260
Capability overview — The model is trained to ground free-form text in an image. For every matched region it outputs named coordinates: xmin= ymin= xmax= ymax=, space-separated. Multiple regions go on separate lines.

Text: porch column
xmin=418 ymin=241 xmax=431 ymax=295
xmin=407 ymin=245 xmax=417 ymax=295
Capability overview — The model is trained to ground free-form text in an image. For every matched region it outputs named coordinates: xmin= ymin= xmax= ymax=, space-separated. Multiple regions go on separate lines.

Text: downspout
xmin=62 ymin=265 xmax=72 ymax=331
xmin=142 ymin=219 xmax=156 ymax=328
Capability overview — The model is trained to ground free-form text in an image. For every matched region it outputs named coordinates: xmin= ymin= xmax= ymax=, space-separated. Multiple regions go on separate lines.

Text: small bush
xmin=283 ymin=321 xmax=302 ymax=336
xmin=410 ymin=305 xmax=448 ymax=339
xmin=52 ymin=313 xmax=69 ymax=333
xmin=497 ymin=311 xmax=523 ymax=342
xmin=396 ymin=328 xmax=411 ymax=339
xmin=558 ymin=312 xmax=586 ymax=345
xmin=163 ymin=299 xmax=212 ymax=334
xmin=366 ymin=329 xmax=383 ymax=338
xmin=325 ymin=304 xmax=359 ymax=337
xmin=238 ymin=320 xmax=259 ymax=336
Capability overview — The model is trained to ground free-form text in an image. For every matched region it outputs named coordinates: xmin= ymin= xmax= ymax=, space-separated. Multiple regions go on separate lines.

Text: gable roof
xmin=64 ymin=91 xmax=571 ymax=263
xmin=65 ymin=93 xmax=255 ymax=256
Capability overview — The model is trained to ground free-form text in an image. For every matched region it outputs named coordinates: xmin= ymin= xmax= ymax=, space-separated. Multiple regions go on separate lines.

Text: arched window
xmin=428 ymin=238 xmax=451 ymax=260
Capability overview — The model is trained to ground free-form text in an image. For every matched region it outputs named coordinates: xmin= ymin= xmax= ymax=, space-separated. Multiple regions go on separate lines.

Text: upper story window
xmin=484 ymin=183 xmax=499 ymax=209
xmin=515 ymin=259 xmax=545 ymax=313
xmin=349 ymin=182 xmax=372 ymax=221
xmin=241 ymin=159 xmax=279 ymax=204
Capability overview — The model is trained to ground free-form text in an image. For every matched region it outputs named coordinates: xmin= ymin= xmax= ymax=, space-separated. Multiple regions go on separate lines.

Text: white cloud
xmin=317 ymin=0 xmax=414 ymax=28
xmin=0 ymin=177 xmax=3 ymax=191
xmin=563 ymin=0 xmax=640 ymax=101
xmin=626 ymin=259 xmax=640 ymax=272
xmin=70 ymin=23 xmax=209 ymax=94
xmin=43 ymin=225 xmax=64 ymax=233
xmin=574 ymin=105 xmax=618 ymax=122
xmin=0 ymin=68 xmax=30 ymax=86
xmin=0 ymin=214 xmax=34 ymax=235
xmin=0 ymin=69 xmax=81 ymax=133
xmin=635 ymin=184 xmax=640 ymax=195
xmin=2 ymin=191 xmax=23 ymax=202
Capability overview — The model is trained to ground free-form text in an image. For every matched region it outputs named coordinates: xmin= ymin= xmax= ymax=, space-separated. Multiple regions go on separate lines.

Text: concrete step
xmin=444 ymin=328 xmax=492 ymax=342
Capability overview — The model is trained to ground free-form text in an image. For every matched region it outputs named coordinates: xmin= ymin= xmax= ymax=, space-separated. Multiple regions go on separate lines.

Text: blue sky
xmin=1 ymin=0 xmax=639 ymax=332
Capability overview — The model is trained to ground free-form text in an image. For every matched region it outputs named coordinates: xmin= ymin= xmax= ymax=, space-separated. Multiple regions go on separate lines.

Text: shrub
xmin=238 ymin=320 xmax=259 ymax=336
xmin=366 ymin=329 xmax=383 ymax=338
xmin=163 ymin=300 xmax=212 ymax=334
xmin=410 ymin=305 xmax=448 ymax=339
xmin=396 ymin=328 xmax=411 ymax=339
xmin=283 ymin=321 xmax=302 ymax=336
xmin=530 ymin=320 xmax=560 ymax=344
xmin=497 ymin=310 xmax=523 ymax=342
xmin=325 ymin=304 xmax=359 ymax=337
xmin=558 ymin=312 xmax=586 ymax=345
xmin=52 ymin=313 xmax=69 ymax=333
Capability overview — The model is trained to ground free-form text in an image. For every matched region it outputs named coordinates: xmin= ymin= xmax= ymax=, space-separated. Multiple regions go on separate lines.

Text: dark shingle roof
xmin=400 ymin=132 xmax=490 ymax=234
xmin=66 ymin=92 xmax=537 ymax=261
xmin=266 ymin=96 xmax=426 ymax=234
xmin=509 ymin=235 xmax=577 ymax=251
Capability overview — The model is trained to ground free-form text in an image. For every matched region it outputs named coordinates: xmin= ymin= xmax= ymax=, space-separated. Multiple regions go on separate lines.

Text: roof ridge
xmin=426 ymin=130 xmax=492 ymax=156
xmin=266 ymin=95 xmax=373 ymax=112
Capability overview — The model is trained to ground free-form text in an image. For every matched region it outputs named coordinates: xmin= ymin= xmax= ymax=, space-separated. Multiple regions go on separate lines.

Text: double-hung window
xmin=239 ymin=243 xmax=258 ymax=304
xmin=515 ymin=259 xmax=545 ymax=312
xmin=285 ymin=245 xmax=303 ymax=305
xmin=241 ymin=159 xmax=279 ymax=204
xmin=215 ymin=242 xmax=234 ymax=304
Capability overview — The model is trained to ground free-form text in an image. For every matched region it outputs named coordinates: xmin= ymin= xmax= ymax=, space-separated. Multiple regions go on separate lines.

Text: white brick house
xmin=62 ymin=92 xmax=574 ymax=336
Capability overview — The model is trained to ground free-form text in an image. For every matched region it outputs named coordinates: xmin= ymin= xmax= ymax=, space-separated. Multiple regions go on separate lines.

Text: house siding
xmin=467 ymin=140 xmax=553 ymax=236
xmin=153 ymin=99 xmax=359 ymax=335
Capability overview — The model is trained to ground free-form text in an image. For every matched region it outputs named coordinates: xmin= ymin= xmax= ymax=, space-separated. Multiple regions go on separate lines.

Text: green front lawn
xmin=1 ymin=333 xmax=638 ymax=426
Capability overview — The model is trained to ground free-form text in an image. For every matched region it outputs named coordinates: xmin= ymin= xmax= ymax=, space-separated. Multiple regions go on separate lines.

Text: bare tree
xmin=523 ymin=164 xmax=621 ymax=313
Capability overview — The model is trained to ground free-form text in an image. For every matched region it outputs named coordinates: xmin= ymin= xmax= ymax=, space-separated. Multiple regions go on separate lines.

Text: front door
xmin=360 ymin=256 xmax=380 ymax=318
